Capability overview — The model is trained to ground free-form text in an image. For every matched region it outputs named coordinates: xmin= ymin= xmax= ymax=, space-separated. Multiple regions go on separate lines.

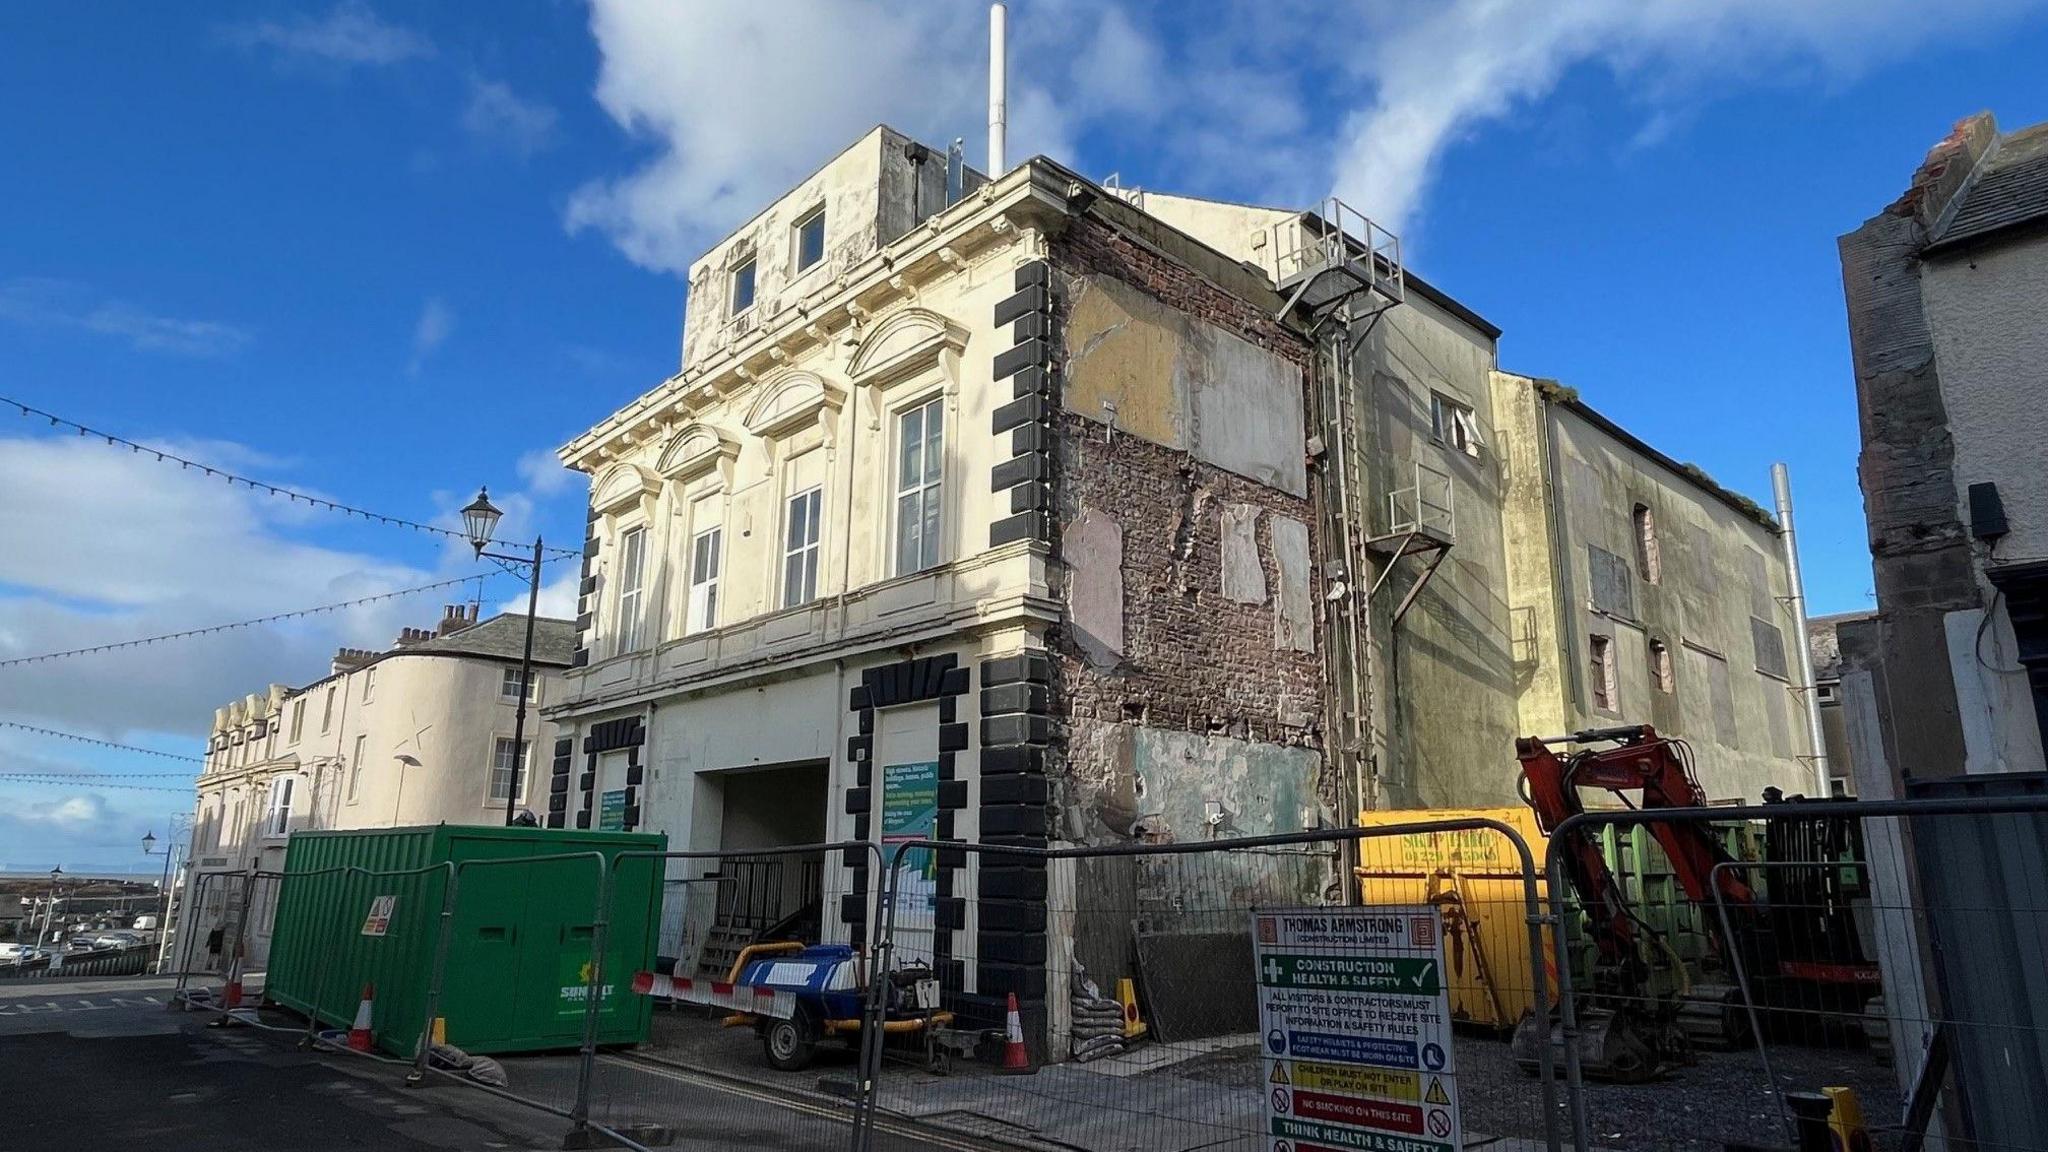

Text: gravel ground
xmin=1180 ymin=1032 xmax=1903 ymax=1151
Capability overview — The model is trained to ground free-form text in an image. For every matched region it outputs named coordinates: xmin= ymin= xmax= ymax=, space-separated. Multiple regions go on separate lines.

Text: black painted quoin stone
xmin=988 ymin=261 xmax=1058 ymax=554
xmin=573 ymin=715 xmax=645 ymax=832
xmin=966 ymin=649 xmax=1053 ymax=1046
xmin=842 ymin=653 xmax=973 ymax=989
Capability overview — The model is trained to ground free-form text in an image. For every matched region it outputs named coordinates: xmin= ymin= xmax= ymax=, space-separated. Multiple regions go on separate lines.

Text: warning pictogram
xmin=1270 ymin=1063 xmax=1291 ymax=1086
xmin=1272 ymin=1088 xmax=1291 ymax=1114
xmin=1424 ymin=1076 xmax=1451 ymax=1106
xmin=1428 ymin=1109 xmax=1453 ymax=1138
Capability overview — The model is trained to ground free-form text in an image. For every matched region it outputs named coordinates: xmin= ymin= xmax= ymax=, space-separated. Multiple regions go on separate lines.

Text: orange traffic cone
xmin=347 ymin=983 xmax=375 ymax=1052
xmin=999 ymin=992 xmax=1031 ymax=1072
xmin=221 ymin=956 xmax=244 ymax=1009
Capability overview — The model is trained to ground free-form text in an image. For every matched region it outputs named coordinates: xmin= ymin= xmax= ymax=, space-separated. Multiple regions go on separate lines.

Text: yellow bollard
xmin=430 ymin=1016 xmax=447 ymax=1047
xmin=1115 ymin=978 xmax=1148 ymax=1039
xmin=1824 ymin=1086 xmax=1872 ymax=1152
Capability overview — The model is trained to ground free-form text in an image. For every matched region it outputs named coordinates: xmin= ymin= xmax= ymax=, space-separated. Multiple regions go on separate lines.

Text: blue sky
xmin=3 ymin=0 xmax=2046 ymax=867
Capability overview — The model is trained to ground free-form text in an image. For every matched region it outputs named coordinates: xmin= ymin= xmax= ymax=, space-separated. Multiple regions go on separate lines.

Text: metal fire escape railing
xmin=1366 ymin=461 xmax=1456 ymax=624
xmin=1272 ymin=198 xmax=1405 ymax=326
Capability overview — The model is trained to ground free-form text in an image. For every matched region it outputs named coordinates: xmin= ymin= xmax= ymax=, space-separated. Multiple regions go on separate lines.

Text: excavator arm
xmin=1511 ymin=725 xmax=1768 ymax=1080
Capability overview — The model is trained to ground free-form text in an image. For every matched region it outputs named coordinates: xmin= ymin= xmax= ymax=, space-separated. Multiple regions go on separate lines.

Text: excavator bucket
xmin=1511 ymin=1006 xmax=1666 ymax=1083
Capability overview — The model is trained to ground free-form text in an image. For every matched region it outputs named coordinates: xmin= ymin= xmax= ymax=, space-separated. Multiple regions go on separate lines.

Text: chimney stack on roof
xmin=394 ymin=626 xmax=434 ymax=647
xmin=331 ymin=647 xmax=376 ymax=676
xmin=438 ymin=603 xmax=478 ymax=637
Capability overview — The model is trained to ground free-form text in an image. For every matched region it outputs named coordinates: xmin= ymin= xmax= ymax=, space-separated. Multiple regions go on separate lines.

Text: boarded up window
xmin=1681 ymin=645 xmax=1739 ymax=747
xmin=1633 ymin=504 xmax=1662 ymax=584
xmin=1649 ymin=639 xmax=1674 ymax=694
xmin=1764 ymin=681 xmax=1792 ymax=758
xmin=1751 ymin=616 xmax=1788 ymax=679
xmin=1588 ymin=544 xmax=1634 ymax=618
xmin=1746 ymin=548 xmax=1772 ymax=618
xmin=1589 ymin=634 xmax=1617 ymax=713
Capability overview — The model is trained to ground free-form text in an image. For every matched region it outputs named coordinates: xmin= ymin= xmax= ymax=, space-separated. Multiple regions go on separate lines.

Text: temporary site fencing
xmin=1544 ymin=793 xmax=2048 ymax=1152
xmin=163 ymin=793 xmax=2048 ymax=1152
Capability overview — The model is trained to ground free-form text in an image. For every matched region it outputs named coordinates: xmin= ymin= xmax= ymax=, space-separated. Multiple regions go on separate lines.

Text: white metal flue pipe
xmin=1772 ymin=462 xmax=1832 ymax=797
xmin=988 ymin=3 xmax=1007 ymax=175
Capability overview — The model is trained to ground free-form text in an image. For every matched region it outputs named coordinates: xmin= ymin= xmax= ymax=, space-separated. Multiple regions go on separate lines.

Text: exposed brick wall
xmin=1051 ymin=410 xmax=1324 ymax=745
xmin=1046 ymin=212 xmax=1325 ymax=777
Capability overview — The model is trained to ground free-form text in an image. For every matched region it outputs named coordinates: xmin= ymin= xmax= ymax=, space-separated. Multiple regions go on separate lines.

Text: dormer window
xmin=794 ymin=206 xmax=825 ymax=273
xmin=731 ymin=257 xmax=757 ymax=315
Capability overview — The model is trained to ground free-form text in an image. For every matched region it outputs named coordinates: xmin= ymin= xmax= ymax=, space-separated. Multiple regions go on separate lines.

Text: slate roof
xmin=400 ymin=613 xmax=577 ymax=666
xmin=1929 ymin=120 xmax=2048 ymax=252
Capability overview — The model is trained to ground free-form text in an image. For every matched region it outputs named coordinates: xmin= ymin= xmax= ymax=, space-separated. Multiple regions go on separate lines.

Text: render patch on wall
xmin=1271 ymin=515 xmax=1313 ymax=653
xmin=1061 ymin=274 xmax=1307 ymax=497
xmin=1066 ymin=506 xmax=1125 ymax=668
xmin=1221 ymin=504 xmax=1267 ymax=604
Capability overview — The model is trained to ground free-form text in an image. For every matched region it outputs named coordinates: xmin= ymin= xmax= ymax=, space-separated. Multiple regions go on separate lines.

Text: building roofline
xmin=282 ymin=614 xmax=577 ymax=697
xmin=1527 ymin=377 xmax=1781 ymax=533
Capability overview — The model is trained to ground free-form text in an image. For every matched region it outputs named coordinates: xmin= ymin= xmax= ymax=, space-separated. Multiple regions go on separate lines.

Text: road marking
xmin=601 ymin=1055 xmax=1000 ymax=1152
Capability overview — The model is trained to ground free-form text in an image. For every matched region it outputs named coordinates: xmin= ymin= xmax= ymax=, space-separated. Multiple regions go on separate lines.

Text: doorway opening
xmin=697 ymin=760 xmax=828 ymax=978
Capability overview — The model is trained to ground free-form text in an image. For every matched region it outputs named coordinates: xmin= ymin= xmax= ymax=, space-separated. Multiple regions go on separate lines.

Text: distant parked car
xmin=90 ymin=931 xmax=143 ymax=950
xmin=0 ymin=942 xmax=29 ymax=961
xmin=132 ymin=915 xmax=159 ymax=931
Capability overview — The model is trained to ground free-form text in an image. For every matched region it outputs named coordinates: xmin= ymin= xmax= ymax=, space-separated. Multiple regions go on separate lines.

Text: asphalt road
xmin=0 ymin=979 xmax=571 ymax=1151
xmin=0 ymin=978 xmax=965 ymax=1152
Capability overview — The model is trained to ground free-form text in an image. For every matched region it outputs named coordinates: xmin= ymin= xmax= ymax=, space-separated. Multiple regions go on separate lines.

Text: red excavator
xmin=1508 ymin=724 xmax=1778 ymax=1081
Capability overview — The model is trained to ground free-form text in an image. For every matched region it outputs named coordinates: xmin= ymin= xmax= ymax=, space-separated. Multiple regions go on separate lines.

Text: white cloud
xmin=17 ymin=794 xmax=107 ymax=830
xmin=1330 ymin=0 xmax=2048 ymax=234
xmin=407 ymin=297 xmax=453 ymax=375
xmin=0 ymin=277 xmax=252 ymax=357
xmin=0 ymin=433 xmax=486 ymax=739
xmin=222 ymin=1 xmax=433 ymax=68
xmin=567 ymin=0 xmax=2045 ymax=268
xmin=463 ymin=77 xmax=559 ymax=158
xmin=566 ymin=0 xmax=1126 ymax=274
xmin=516 ymin=448 xmax=581 ymax=499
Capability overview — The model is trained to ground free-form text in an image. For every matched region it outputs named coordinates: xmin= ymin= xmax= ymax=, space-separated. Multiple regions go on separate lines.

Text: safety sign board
xmin=1254 ymin=905 xmax=1462 ymax=1152
xmin=359 ymin=895 xmax=396 ymax=937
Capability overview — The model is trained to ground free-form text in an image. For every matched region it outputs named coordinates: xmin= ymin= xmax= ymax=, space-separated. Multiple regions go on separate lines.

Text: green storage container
xmin=265 ymin=824 xmax=666 ymax=1057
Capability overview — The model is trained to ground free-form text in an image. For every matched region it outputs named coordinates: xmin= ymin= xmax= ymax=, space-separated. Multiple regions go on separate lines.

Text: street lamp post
xmin=143 ymin=830 xmax=175 ymax=954
xmin=462 ymin=487 xmax=542 ymax=828
xmin=35 ymin=866 xmax=62 ymax=951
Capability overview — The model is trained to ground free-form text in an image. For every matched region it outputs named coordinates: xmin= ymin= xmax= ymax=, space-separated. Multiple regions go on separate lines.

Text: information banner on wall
xmin=880 ymin=760 xmax=938 ymax=915
xmin=1253 ymin=904 xmax=1462 ymax=1152
xmin=598 ymin=788 xmax=627 ymax=832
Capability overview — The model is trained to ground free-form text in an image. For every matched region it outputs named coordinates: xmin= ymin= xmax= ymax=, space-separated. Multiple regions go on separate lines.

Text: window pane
xmin=923 ymin=400 xmax=944 ymax=482
xmin=899 ymin=407 xmax=922 ymax=489
xmin=784 ymin=553 xmax=803 ymax=607
xmin=786 ymin=495 xmax=807 ymax=550
xmin=921 ymin=484 xmax=943 ymax=568
xmin=798 ymin=212 xmax=825 ymax=269
xmin=732 ymin=260 xmax=755 ymax=312
xmin=896 ymin=491 xmax=922 ymax=574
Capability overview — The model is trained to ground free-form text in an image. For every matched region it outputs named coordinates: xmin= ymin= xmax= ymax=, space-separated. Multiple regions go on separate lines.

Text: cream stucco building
xmin=174 ymin=606 xmax=573 ymax=972
xmin=541 ymin=126 xmax=1813 ymax=1052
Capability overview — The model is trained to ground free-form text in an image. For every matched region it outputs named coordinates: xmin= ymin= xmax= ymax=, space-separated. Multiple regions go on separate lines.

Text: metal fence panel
xmin=576 ymin=843 xmax=877 ymax=1152
xmin=850 ymin=822 xmax=1557 ymax=1152
xmin=1547 ymin=795 xmax=2048 ymax=1152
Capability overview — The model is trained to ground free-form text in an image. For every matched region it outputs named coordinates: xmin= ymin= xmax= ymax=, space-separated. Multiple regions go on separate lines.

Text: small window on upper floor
xmin=794 ymin=207 xmax=826 ymax=273
xmin=1633 ymin=503 xmax=1662 ymax=585
xmin=1649 ymin=639 xmax=1674 ymax=694
xmin=361 ymin=665 xmax=377 ymax=704
xmin=730 ymin=257 xmax=757 ymax=316
xmin=1429 ymin=391 xmax=1481 ymax=457
xmin=1589 ymin=633 xmax=1618 ymax=714
xmin=500 ymin=666 xmax=537 ymax=703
